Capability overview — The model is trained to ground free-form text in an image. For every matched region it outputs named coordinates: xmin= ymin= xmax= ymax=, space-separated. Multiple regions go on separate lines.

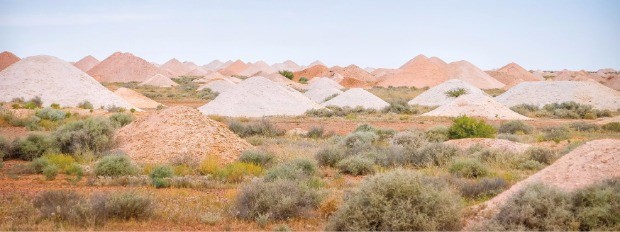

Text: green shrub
xmin=278 ymin=70 xmax=294 ymax=80
xmin=315 ymin=146 xmax=345 ymax=167
xmin=238 ymin=150 xmax=274 ymax=167
xmin=391 ymin=130 xmax=428 ymax=149
xmin=11 ymin=133 xmax=53 ymax=160
xmin=32 ymin=190 xmax=90 ymax=224
xmin=491 ymin=183 xmax=576 ymax=230
xmin=30 ymin=157 xmax=51 ymax=173
xmin=425 ymin=126 xmax=450 ymax=142
xmin=150 ymin=165 xmax=173 ymax=188
xmin=228 ymin=119 xmax=284 ymax=138
xmin=510 ymin=104 xmax=540 ymax=116
xmin=78 ymin=101 xmax=94 ymax=110
xmin=568 ymin=121 xmax=600 ymax=132
xmin=94 ymin=155 xmax=138 ymax=177
xmin=448 ymin=115 xmax=496 ymax=139
xmin=65 ymin=163 xmax=84 ymax=177
xmin=197 ymin=88 xmax=219 ymax=100
xmin=381 ymin=99 xmax=418 ymax=114
xmin=342 ymin=131 xmax=379 ymax=155
xmin=53 ymin=117 xmax=116 ymax=155
xmin=543 ymin=101 xmax=611 ymax=119
xmin=413 ymin=143 xmax=460 ymax=167
xmin=444 ymin=88 xmax=468 ymax=97
xmin=24 ymin=101 xmax=37 ymax=109
xmin=456 ymin=177 xmax=508 ymax=199
xmin=571 ymin=179 xmax=620 ymax=231
xmin=106 ymin=105 xmax=126 ymax=113
xmin=498 ymin=120 xmax=533 ymax=134
xmin=305 ymin=126 xmax=324 ymax=139
xmin=449 ymin=159 xmax=489 ymax=178
xmin=525 ymin=147 xmax=556 ymax=165
xmin=353 ymin=124 xmax=396 ymax=142
xmin=109 ymin=113 xmax=134 ymax=127
xmin=264 ymin=159 xmax=316 ymax=182
xmin=233 ymin=179 xmax=321 ymax=220
xmin=42 ymin=164 xmax=59 ymax=180
xmin=299 ymin=77 xmax=309 ymax=84
xmin=542 ymin=126 xmax=571 ymax=143
xmin=336 ymin=156 xmax=374 ymax=175
xmin=28 ymin=96 xmax=43 ymax=108
xmin=602 ymin=122 xmax=620 ymax=132
xmin=325 ymin=170 xmax=462 ymax=231
xmin=35 ymin=107 xmax=67 ymax=121
xmin=41 ymin=153 xmax=76 ymax=171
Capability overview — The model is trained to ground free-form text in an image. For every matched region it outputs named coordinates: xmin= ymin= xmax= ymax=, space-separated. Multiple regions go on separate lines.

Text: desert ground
xmin=0 ymin=51 xmax=619 ymax=231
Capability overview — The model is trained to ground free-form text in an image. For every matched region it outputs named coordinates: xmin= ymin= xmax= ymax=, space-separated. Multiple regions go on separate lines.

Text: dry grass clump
xmin=325 ymin=170 xmax=463 ymax=231
xmin=498 ymin=120 xmax=533 ymax=134
xmin=228 ymin=119 xmax=284 ymax=138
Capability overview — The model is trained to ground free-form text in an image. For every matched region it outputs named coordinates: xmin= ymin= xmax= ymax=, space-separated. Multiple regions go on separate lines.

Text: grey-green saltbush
xmin=238 ymin=150 xmax=274 ymax=167
xmin=53 ymin=117 xmax=116 ymax=155
xmin=336 ymin=156 xmax=374 ymax=175
xmin=94 ymin=155 xmax=138 ymax=177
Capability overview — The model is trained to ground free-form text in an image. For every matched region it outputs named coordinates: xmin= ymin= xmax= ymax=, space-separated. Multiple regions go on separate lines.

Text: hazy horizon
xmin=1 ymin=0 xmax=619 ymax=71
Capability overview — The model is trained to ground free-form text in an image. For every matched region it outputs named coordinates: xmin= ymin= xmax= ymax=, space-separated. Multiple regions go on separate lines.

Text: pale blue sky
xmin=1 ymin=0 xmax=618 ymax=70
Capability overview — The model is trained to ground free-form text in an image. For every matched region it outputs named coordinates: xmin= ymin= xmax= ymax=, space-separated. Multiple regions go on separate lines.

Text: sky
xmin=0 ymin=0 xmax=619 ymax=70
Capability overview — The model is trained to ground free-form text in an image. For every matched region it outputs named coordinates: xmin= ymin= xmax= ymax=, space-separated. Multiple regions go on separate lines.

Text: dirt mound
xmin=0 ymin=51 xmax=20 ymax=71
xmin=446 ymin=61 xmax=505 ymax=89
xmin=193 ymin=72 xmax=228 ymax=83
xmin=331 ymin=64 xmax=376 ymax=82
xmin=197 ymin=79 xmax=237 ymax=93
xmin=240 ymin=61 xmax=276 ymax=76
xmin=486 ymin=62 xmax=543 ymax=87
xmin=73 ymin=55 xmax=100 ymax=72
xmin=408 ymin=79 xmax=488 ymax=106
xmin=203 ymin=60 xmax=224 ymax=71
xmin=308 ymin=77 xmax=345 ymax=90
xmin=0 ymin=55 xmax=135 ymax=109
xmin=466 ymin=139 xmax=620 ymax=229
xmin=160 ymin=58 xmax=195 ymax=77
xmin=114 ymin=87 xmax=161 ymax=109
xmin=218 ymin=60 xmax=248 ymax=76
xmin=322 ymin=88 xmax=388 ymax=110
xmin=272 ymin=60 xmax=301 ymax=72
xmin=444 ymin=138 xmax=532 ymax=154
xmin=139 ymin=74 xmax=179 ymax=87
xmin=185 ymin=67 xmax=211 ymax=76
xmin=88 ymin=52 xmax=171 ymax=83
xmin=422 ymin=93 xmax=530 ymax=120
xmin=602 ymin=75 xmax=620 ymax=90
xmin=379 ymin=55 xmax=449 ymax=88
xmin=552 ymin=70 xmax=600 ymax=81
xmin=198 ymin=76 xmax=323 ymax=117
xmin=307 ymin=60 xmax=325 ymax=68
xmin=304 ymin=87 xmax=343 ymax=103
xmin=116 ymin=106 xmax=251 ymax=164
xmin=183 ymin=61 xmax=199 ymax=71
xmin=293 ymin=64 xmax=330 ymax=81
xmin=495 ymin=81 xmax=620 ymax=110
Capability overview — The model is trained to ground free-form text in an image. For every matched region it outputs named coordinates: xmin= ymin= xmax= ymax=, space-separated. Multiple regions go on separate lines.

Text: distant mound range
xmin=88 ymin=52 xmax=172 ymax=83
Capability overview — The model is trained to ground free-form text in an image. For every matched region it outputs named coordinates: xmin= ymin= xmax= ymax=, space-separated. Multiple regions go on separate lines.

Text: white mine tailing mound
xmin=465 ymin=139 xmax=620 ymax=230
xmin=139 ymin=74 xmax=179 ymax=87
xmin=73 ymin=55 xmax=100 ymax=72
xmin=495 ymin=81 xmax=620 ymax=110
xmin=197 ymin=79 xmax=237 ymax=93
xmin=198 ymin=76 xmax=323 ymax=117
xmin=408 ymin=79 xmax=488 ymax=106
xmin=322 ymin=88 xmax=389 ymax=110
xmin=0 ymin=55 xmax=136 ymax=109
xmin=422 ymin=93 xmax=530 ymax=120
xmin=304 ymin=87 xmax=343 ymax=103
xmin=308 ymin=77 xmax=345 ymax=90
xmin=114 ymin=87 xmax=161 ymax=109
xmin=444 ymin=138 xmax=533 ymax=154
xmin=115 ymin=106 xmax=252 ymax=165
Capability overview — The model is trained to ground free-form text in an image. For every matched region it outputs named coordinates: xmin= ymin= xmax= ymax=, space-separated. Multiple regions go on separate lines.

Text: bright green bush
xmin=278 ymin=70 xmax=294 ymax=80
xmin=325 ymin=170 xmax=463 ymax=231
xmin=94 ymin=155 xmax=138 ymax=177
xmin=444 ymin=88 xmax=468 ymax=97
xmin=448 ymin=115 xmax=497 ymax=139
xmin=150 ymin=165 xmax=173 ymax=188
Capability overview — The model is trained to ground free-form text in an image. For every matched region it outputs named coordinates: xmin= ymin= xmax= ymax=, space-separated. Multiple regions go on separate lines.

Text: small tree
xmin=278 ymin=70 xmax=294 ymax=80
xmin=448 ymin=115 xmax=496 ymax=139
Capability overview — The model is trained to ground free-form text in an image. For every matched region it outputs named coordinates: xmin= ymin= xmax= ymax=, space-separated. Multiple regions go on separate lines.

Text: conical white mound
xmin=198 ymin=76 xmax=323 ymax=117
xmin=308 ymin=77 xmax=345 ymax=90
xmin=0 ymin=55 xmax=136 ymax=109
xmin=408 ymin=79 xmax=488 ymax=106
xmin=496 ymin=81 xmax=620 ymax=110
xmin=139 ymin=74 xmax=179 ymax=87
xmin=304 ymin=87 xmax=343 ymax=103
xmin=322 ymin=88 xmax=389 ymax=110
xmin=421 ymin=93 xmax=530 ymax=120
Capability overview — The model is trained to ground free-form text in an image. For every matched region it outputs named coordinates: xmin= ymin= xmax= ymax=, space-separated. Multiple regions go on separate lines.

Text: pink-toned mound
xmin=293 ymin=64 xmax=330 ymax=81
xmin=552 ymin=70 xmax=601 ymax=81
xmin=218 ymin=60 xmax=248 ymax=76
xmin=88 ymin=52 xmax=171 ymax=83
xmin=73 ymin=55 xmax=100 ymax=72
xmin=466 ymin=139 xmax=620 ymax=229
xmin=139 ymin=74 xmax=179 ymax=87
xmin=185 ymin=67 xmax=211 ymax=76
xmin=115 ymin=106 xmax=251 ymax=164
xmin=160 ymin=58 xmax=195 ymax=77
xmin=446 ymin=60 xmax=505 ymax=89
xmin=444 ymin=138 xmax=532 ymax=154
xmin=486 ymin=62 xmax=543 ymax=87
xmin=379 ymin=55 xmax=450 ymax=88
xmin=0 ymin=51 xmax=20 ymax=71
xmin=239 ymin=61 xmax=276 ymax=76
xmin=114 ymin=87 xmax=161 ymax=109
